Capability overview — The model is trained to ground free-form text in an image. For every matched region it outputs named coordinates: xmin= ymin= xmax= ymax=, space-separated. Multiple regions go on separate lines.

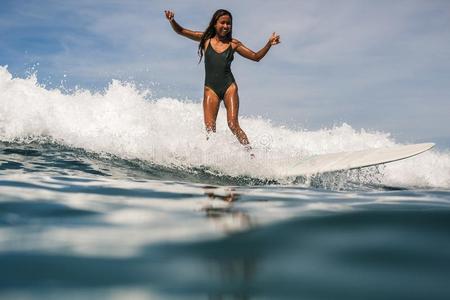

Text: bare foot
xmin=244 ymin=145 xmax=255 ymax=159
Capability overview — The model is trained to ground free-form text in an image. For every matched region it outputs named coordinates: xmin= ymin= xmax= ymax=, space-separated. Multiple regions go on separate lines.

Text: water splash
xmin=1 ymin=66 xmax=449 ymax=188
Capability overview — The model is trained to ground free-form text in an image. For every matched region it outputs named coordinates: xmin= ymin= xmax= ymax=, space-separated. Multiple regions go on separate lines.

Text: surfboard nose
xmin=286 ymin=143 xmax=435 ymax=177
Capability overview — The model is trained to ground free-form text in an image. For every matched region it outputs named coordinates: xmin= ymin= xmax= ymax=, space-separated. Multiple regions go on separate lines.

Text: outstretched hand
xmin=269 ymin=32 xmax=281 ymax=45
xmin=164 ymin=10 xmax=174 ymax=21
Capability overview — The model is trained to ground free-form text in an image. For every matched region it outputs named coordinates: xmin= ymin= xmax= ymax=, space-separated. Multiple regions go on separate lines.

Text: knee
xmin=227 ymin=120 xmax=239 ymax=132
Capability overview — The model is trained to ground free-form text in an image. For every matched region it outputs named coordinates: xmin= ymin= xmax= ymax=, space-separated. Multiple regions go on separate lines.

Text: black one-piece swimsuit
xmin=204 ymin=40 xmax=235 ymax=100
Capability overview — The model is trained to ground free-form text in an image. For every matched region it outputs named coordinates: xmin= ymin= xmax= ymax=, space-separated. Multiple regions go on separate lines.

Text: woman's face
xmin=214 ymin=15 xmax=231 ymax=37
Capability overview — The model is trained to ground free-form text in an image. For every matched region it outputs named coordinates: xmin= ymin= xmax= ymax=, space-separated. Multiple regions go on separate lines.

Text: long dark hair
xmin=198 ymin=9 xmax=233 ymax=62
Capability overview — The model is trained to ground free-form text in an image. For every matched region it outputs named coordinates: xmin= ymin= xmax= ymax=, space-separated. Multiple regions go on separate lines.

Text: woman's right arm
xmin=164 ymin=10 xmax=203 ymax=42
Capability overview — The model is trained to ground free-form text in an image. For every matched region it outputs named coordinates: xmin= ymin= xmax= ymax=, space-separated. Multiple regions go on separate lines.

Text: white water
xmin=1 ymin=66 xmax=449 ymax=188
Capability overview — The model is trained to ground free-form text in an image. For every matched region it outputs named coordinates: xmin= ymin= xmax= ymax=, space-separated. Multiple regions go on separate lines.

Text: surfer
xmin=164 ymin=9 xmax=280 ymax=153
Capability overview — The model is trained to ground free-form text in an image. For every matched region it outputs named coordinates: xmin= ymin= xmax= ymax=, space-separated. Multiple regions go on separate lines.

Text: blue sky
xmin=1 ymin=0 xmax=449 ymax=146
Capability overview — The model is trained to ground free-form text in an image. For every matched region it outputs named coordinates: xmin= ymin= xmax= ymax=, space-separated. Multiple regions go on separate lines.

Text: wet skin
xmin=165 ymin=11 xmax=280 ymax=148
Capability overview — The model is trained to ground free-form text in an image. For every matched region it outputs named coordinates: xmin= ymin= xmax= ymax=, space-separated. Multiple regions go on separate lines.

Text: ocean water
xmin=1 ymin=66 xmax=450 ymax=299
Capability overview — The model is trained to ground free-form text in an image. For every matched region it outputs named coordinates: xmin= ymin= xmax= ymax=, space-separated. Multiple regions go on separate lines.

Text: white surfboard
xmin=285 ymin=143 xmax=434 ymax=176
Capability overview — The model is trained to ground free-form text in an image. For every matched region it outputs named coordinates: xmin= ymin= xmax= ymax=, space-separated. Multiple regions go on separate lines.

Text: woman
xmin=164 ymin=9 xmax=280 ymax=153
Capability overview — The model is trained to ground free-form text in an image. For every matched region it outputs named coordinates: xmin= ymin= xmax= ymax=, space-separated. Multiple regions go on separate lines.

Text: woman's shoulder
xmin=204 ymin=38 xmax=211 ymax=49
xmin=231 ymin=38 xmax=242 ymax=49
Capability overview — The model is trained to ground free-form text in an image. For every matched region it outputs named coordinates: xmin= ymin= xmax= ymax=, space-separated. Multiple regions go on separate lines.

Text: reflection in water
xmin=202 ymin=186 xmax=257 ymax=300
xmin=202 ymin=186 xmax=252 ymax=232
xmin=207 ymin=256 xmax=257 ymax=300
xmin=204 ymin=185 xmax=240 ymax=203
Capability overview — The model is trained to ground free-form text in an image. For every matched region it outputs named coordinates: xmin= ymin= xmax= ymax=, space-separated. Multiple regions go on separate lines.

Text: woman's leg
xmin=223 ymin=83 xmax=251 ymax=146
xmin=203 ymin=87 xmax=220 ymax=134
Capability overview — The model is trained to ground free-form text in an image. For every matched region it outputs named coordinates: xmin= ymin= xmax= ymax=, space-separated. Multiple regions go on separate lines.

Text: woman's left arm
xmin=234 ymin=32 xmax=280 ymax=62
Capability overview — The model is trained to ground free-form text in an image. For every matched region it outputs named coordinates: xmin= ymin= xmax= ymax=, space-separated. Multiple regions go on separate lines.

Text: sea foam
xmin=1 ymin=66 xmax=449 ymax=188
